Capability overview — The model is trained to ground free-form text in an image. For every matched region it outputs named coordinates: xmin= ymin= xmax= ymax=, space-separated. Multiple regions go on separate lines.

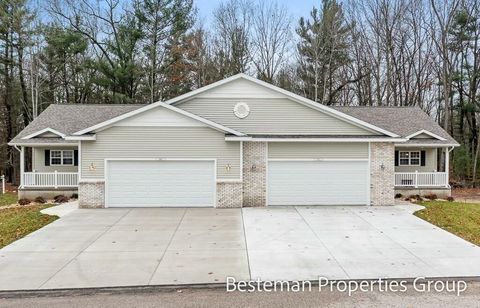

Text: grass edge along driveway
xmin=415 ymin=201 xmax=480 ymax=246
xmin=0 ymin=203 xmax=58 ymax=249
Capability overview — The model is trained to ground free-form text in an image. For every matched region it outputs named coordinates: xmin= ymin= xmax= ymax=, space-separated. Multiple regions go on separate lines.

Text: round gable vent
xmin=234 ymin=102 xmax=250 ymax=119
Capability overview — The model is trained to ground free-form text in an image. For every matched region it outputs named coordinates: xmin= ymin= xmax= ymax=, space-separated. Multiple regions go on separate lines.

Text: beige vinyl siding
xmin=412 ymin=133 xmax=434 ymax=139
xmin=195 ymin=78 xmax=286 ymax=99
xmin=268 ymin=142 xmax=369 ymax=159
xmin=395 ymin=148 xmax=438 ymax=172
xmin=81 ymin=126 xmax=240 ymax=179
xmin=37 ymin=132 xmax=62 ymax=137
xmin=179 ymin=98 xmax=377 ymax=135
xmin=32 ymin=147 xmax=78 ymax=172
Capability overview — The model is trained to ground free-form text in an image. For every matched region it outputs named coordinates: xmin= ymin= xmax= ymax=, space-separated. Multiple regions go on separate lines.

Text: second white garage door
xmin=268 ymin=160 xmax=369 ymax=205
xmin=106 ymin=160 xmax=215 ymax=207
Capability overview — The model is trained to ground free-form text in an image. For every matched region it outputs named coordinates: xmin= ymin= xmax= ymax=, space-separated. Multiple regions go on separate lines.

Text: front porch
xmin=22 ymin=171 xmax=78 ymax=188
xmin=394 ymin=145 xmax=452 ymax=197
xmin=18 ymin=145 xmax=79 ymax=199
xmin=394 ymin=171 xmax=448 ymax=188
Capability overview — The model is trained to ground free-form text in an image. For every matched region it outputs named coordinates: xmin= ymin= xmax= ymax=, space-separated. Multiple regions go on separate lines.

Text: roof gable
xmin=179 ymin=97 xmax=380 ymax=136
xmin=73 ymin=102 xmax=245 ymax=136
xmin=22 ymin=127 xmax=66 ymax=139
xmin=406 ymin=129 xmax=446 ymax=141
xmin=170 ymin=74 xmax=399 ymax=137
xmin=115 ymin=106 xmax=207 ymax=127
xmin=192 ymin=77 xmax=286 ymax=99
xmin=333 ymin=106 xmax=458 ymax=146
xmin=67 ymin=75 xmax=398 ymax=137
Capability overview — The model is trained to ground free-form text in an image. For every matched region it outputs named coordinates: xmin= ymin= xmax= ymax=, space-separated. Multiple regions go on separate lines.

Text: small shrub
xmin=424 ymin=194 xmax=438 ymax=201
xmin=54 ymin=195 xmax=69 ymax=203
xmin=408 ymin=195 xmax=418 ymax=200
xmin=71 ymin=193 xmax=78 ymax=199
xmin=18 ymin=198 xmax=31 ymax=206
xmin=446 ymin=196 xmax=455 ymax=202
xmin=394 ymin=193 xmax=403 ymax=199
xmin=34 ymin=196 xmax=46 ymax=204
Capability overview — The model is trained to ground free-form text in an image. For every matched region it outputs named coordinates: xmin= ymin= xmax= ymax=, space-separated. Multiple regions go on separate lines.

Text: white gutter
xmin=225 ymin=136 xmax=408 ymax=142
xmin=394 ymin=143 xmax=460 ymax=148
xmin=8 ymin=142 xmax=77 ymax=147
xmin=64 ymin=135 xmax=96 ymax=141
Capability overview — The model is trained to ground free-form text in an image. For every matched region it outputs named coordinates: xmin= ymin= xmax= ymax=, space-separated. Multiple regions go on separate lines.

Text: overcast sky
xmin=195 ymin=0 xmax=319 ymax=27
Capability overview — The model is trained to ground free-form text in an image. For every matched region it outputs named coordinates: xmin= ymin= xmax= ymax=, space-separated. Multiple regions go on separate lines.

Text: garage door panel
xmin=268 ymin=161 xmax=368 ymax=205
xmin=107 ymin=160 xmax=215 ymax=207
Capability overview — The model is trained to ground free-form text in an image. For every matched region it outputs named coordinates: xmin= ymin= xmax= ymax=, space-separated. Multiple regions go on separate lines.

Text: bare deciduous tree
xmin=212 ymin=0 xmax=253 ymax=76
xmin=251 ymin=1 xmax=292 ymax=83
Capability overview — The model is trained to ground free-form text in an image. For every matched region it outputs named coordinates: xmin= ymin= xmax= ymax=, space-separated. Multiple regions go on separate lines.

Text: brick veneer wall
xmin=78 ymin=181 xmax=105 ymax=208
xmin=216 ymin=182 xmax=243 ymax=208
xmin=370 ymin=142 xmax=395 ymax=206
xmin=242 ymin=142 xmax=267 ymax=207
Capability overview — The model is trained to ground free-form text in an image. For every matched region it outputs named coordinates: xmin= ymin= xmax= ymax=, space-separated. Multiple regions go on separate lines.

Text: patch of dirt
xmin=4 ymin=183 xmax=18 ymax=193
xmin=452 ymin=188 xmax=480 ymax=203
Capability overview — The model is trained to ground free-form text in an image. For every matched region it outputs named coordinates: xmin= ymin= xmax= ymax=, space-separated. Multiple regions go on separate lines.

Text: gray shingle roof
xmin=10 ymin=104 xmax=145 ymax=145
xmin=10 ymin=103 xmax=458 ymax=146
xmin=332 ymin=106 xmax=458 ymax=145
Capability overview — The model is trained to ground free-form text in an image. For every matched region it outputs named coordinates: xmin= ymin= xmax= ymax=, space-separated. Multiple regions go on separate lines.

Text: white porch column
xmin=445 ymin=147 xmax=450 ymax=187
xmin=20 ymin=146 xmax=25 ymax=188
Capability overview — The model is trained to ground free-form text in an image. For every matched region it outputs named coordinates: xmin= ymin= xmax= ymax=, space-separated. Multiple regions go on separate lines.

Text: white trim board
xmin=268 ymin=158 xmax=369 ymax=162
xmin=8 ymin=142 xmax=77 ymax=147
xmin=405 ymin=129 xmax=447 ymax=141
xmin=216 ymin=179 xmax=242 ymax=183
xmin=74 ymin=102 xmax=245 ymax=136
xmin=394 ymin=143 xmax=459 ymax=147
xmin=65 ymin=135 xmax=96 ymax=141
xmin=22 ymin=128 xmax=66 ymax=139
xmin=225 ymin=137 xmax=407 ymax=142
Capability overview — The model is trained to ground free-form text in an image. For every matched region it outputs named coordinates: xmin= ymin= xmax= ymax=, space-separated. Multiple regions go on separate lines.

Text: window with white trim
xmin=50 ymin=150 xmax=74 ymax=166
xmin=399 ymin=151 xmax=420 ymax=166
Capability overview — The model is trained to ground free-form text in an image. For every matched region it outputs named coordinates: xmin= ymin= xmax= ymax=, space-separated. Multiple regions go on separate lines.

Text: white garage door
xmin=106 ymin=160 xmax=215 ymax=207
xmin=268 ymin=160 xmax=369 ymax=205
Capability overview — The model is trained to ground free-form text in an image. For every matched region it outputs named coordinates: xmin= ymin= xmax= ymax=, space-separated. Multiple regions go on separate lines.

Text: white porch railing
xmin=394 ymin=172 xmax=448 ymax=188
xmin=22 ymin=172 xmax=78 ymax=188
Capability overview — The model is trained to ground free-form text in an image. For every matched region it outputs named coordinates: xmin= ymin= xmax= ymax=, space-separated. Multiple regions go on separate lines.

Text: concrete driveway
xmin=0 ymin=205 xmax=479 ymax=290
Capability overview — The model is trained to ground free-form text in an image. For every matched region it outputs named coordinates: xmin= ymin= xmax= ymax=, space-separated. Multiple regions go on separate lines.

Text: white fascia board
xmin=394 ymin=143 xmax=459 ymax=147
xmin=21 ymin=127 xmax=66 ymax=139
xmin=73 ymin=102 xmax=245 ymax=136
xmin=168 ymin=73 xmax=399 ymax=138
xmin=64 ymin=135 xmax=96 ymax=141
xmin=405 ymin=129 xmax=447 ymax=141
xmin=225 ymin=136 xmax=407 ymax=142
xmin=8 ymin=142 xmax=77 ymax=147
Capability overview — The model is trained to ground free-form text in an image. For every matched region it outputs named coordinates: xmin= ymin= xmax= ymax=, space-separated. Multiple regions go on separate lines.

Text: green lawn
xmin=415 ymin=201 xmax=480 ymax=246
xmin=0 ymin=205 xmax=58 ymax=248
xmin=0 ymin=192 xmax=18 ymax=207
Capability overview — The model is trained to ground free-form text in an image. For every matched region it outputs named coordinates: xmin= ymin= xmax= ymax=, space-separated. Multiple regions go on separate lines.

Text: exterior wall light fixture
xmin=89 ymin=163 xmax=96 ymax=171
